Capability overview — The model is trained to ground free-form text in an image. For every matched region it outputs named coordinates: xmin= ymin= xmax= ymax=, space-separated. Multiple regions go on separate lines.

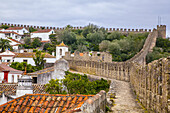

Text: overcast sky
xmin=0 ymin=0 xmax=170 ymax=37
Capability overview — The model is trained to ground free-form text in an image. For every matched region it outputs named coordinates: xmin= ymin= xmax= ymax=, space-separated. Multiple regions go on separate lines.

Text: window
xmin=23 ymin=30 xmax=25 ymax=33
xmin=52 ymin=31 xmax=53 ymax=34
xmin=17 ymin=30 xmax=19 ymax=33
xmin=23 ymin=60 xmax=27 ymax=63
xmin=7 ymin=60 xmax=10 ymax=62
xmin=17 ymin=75 xmax=20 ymax=82
xmin=12 ymin=75 xmax=14 ymax=83
xmin=60 ymin=49 xmax=62 ymax=55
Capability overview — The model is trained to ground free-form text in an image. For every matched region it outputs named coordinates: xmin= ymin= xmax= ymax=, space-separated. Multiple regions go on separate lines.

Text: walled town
xmin=0 ymin=22 xmax=169 ymax=113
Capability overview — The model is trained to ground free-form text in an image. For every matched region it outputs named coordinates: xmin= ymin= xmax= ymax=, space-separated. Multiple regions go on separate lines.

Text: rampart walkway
xmin=70 ymin=71 xmax=145 ymax=113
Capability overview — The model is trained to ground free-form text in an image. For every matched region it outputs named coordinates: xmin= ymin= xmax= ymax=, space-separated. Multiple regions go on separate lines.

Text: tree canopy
xmin=33 ymin=51 xmax=46 ymax=71
xmin=0 ymin=39 xmax=11 ymax=52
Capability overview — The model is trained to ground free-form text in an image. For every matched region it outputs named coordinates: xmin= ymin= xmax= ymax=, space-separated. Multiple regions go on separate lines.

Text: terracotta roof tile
xmin=8 ymin=38 xmax=22 ymax=44
xmin=0 ymin=94 xmax=94 ymax=112
xmin=0 ymin=64 xmax=23 ymax=73
xmin=32 ymin=29 xmax=52 ymax=33
xmin=0 ymin=31 xmax=21 ymax=35
xmin=14 ymin=52 xmax=55 ymax=58
xmin=6 ymin=27 xmax=24 ymax=30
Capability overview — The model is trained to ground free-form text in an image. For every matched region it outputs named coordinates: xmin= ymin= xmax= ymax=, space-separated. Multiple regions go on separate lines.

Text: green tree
xmin=107 ymin=31 xmax=124 ymax=41
xmin=45 ymin=79 xmax=65 ymax=94
xmin=33 ymin=51 xmax=46 ymax=71
xmin=99 ymin=40 xmax=111 ymax=52
xmin=77 ymin=45 xmax=88 ymax=52
xmin=0 ymin=25 xmax=9 ymax=29
xmin=43 ymin=43 xmax=51 ymax=51
xmin=29 ymin=27 xmax=37 ymax=33
xmin=10 ymin=62 xmax=35 ymax=73
xmin=82 ymin=24 xmax=99 ymax=38
xmin=87 ymin=31 xmax=104 ymax=45
xmin=32 ymin=38 xmax=42 ymax=48
xmin=108 ymin=41 xmax=121 ymax=55
xmin=24 ymin=37 xmax=31 ymax=45
xmin=0 ymin=39 xmax=11 ymax=52
xmin=59 ymin=30 xmax=76 ymax=45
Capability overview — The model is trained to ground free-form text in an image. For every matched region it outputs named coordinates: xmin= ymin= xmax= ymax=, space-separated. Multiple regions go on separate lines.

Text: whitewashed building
xmin=7 ymin=38 xmax=22 ymax=50
xmin=14 ymin=52 xmax=56 ymax=66
xmin=0 ymin=50 xmax=15 ymax=63
xmin=31 ymin=29 xmax=55 ymax=41
xmin=0 ymin=64 xmax=23 ymax=83
xmin=56 ymin=41 xmax=68 ymax=60
xmin=0 ymin=31 xmax=22 ymax=41
xmin=5 ymin=27 xmax=29 ymax=35
xmin=0 ymin=50 xmax=56 ymax=66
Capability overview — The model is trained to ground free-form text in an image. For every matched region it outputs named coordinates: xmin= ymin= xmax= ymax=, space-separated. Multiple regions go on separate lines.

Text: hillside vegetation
xmin=43 ymin=24 xmax=149 ymax=62
xmin=146 ymin=38 xmax=170 ymax=63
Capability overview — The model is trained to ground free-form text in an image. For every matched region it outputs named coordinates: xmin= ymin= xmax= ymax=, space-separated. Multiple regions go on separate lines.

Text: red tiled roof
xmin=41 ymin=40 xmax=50 ymax=43
xmin=0 ymin=94 xmax=94 ymax=113
xmin=32 ymin=29 xmax=52 ymax=33
xmin=0 ymin=31 xmax=21 ymax=35
xmin=28 ymin=66 xmax=54 ymax=75
xmin=8 ymin=38 xmax=22 ymax=44
xmin=6 ymin=27 xmax=24 ymax=30
xmin=0 ymin=64 xmax=23 ymax=73
xmin=72 ymin=53 xmax=84 ymax=56
xmin=14 ymin=52 xmax=55 ymax=58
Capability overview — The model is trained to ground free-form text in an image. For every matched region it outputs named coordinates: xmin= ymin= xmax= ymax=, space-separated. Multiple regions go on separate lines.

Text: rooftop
xmin=0 ymin=64 xmax=23 ymax=73
xmin=32 ymin=29 xmax=52 ymax=33
xmin=0 ymin=50 xmax=15 ymax=56
xmin=8 ymin=38 xmax=22 ymax=44
xmin=57 ymin=41 xmax=67 ymax=47
xmin=14 ymin=52 xmax=55 ymax=58
xmin=28 ymin=66 xmax=54 ymax=75
xmin=6 ymin=27 xmax=24 ymax=30
xmin=0 ymin=31 xmax=21 ymax=35
xmin=0 ymin=94 xmax=93 ymax=113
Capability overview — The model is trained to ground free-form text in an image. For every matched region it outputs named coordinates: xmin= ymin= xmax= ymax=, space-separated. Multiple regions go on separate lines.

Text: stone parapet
xmin=81 ymin=90 xmax=106 ymax=113
xmin=130 ymin=57 xmax=170 ymax=112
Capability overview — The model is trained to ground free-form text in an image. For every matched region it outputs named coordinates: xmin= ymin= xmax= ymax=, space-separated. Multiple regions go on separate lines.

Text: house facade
xmin=5 ymin=27 xmax=29 ymax=35
xmin=0 ymin=64 xmax=23 ymax=83
xmin=14 ymin=52 xmax=56 ymax=66
xmin=31 ymin=29 xmax=55 ymax=41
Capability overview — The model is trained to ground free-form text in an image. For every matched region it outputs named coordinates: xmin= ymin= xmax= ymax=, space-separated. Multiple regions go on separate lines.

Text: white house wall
xmin=31 ymin=33 xmax=50 ymax=41
xmin=0 ymin=33 xmax=5 ymax=39
xmin=56 ymin=47 xmax=68 ymax=60
xmin=0 ymin=72 xmax=4 ymax=83
xmin=6 ymin=28 xmax=29 ymax=35
xmin=31 ymin=30 xmax=55 ymax=41
xmin=14 ymin=57 xmax=56 ymax=66
xmin=8 ymin=73 xmax=22 ymax=83
xmin=1 ymin=56 xmax=14 ymax=62
xmin=14 ymin=58 xmax=36 ymax=66
xmin=44 ymin=58 xmax=56 ymax=63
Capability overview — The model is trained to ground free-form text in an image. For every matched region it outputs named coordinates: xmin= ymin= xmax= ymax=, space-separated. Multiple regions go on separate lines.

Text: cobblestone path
xmin=70 ymin=71 xmax=145 ymax=113
xmin=110 ymin=79 xmax=145 ymax=113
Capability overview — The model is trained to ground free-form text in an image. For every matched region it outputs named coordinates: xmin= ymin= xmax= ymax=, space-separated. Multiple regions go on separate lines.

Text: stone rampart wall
xmin=130 ymin=57 xmax=170 ymax=112
xmin=1 ymin=23 xmax=152 ymax=33
xmin=63 ymin=26 xmax=169 ymax=112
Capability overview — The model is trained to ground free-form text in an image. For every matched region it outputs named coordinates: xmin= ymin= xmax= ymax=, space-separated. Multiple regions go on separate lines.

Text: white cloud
xmin=0 ymin=0 xmax=170 ymax=36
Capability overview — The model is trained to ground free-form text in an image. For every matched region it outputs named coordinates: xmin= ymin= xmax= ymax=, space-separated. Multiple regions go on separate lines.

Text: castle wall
xmin=130 ymin=57 xmax=170 ymax=112
xmin=63 ymin=27 xmax=169 ymax=112
xmin=1 ymin=23 xmax=152 ymax=34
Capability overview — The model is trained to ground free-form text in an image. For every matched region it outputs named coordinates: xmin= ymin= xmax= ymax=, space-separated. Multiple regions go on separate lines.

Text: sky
xmin=0 ymin=0 xmax=170 ymax=37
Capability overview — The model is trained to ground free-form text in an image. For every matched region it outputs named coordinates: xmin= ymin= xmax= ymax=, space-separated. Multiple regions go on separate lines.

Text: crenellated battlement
xmin=0 ymin=23 xmax=153 ymax=33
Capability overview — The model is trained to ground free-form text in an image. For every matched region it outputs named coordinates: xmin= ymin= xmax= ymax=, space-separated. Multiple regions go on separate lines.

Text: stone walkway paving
xmin=110 ymin=79 xmax=145 ymax=113
xmin=70 ymin=71 xmax=145 ymax=113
